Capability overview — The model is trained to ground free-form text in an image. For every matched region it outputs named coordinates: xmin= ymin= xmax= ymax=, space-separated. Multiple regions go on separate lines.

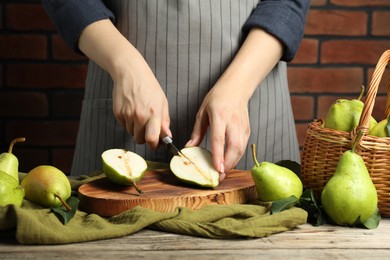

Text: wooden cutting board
xmin=78 ymin=169 xmax=258 ymax=217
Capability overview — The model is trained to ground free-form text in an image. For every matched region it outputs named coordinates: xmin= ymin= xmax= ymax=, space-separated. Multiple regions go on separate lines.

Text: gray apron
xmin=71 ymin=0 xmax=300 ymax=176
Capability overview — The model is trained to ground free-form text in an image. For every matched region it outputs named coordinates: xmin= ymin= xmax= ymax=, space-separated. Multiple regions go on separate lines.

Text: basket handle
xmin=356 ymin=50 xmax=390 ymax=135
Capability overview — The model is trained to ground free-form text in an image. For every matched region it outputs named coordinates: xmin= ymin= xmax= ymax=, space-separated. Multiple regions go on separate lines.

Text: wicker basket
xmin=301 ymin=49 xmax=390 ymax=217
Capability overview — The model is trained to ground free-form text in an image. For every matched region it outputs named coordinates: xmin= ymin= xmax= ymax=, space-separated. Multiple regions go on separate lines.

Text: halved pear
xmin=102 ymin=149 xmax=147 ymax=190
xmin=170 ymin=147 xmax=219 ymax=188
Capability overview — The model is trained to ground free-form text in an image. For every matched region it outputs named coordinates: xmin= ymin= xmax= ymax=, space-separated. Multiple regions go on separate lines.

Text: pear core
xmin=170 ymin=147 xmax=219 ymax=188
xmin=102 ymin=149 xmax=147 ymax=186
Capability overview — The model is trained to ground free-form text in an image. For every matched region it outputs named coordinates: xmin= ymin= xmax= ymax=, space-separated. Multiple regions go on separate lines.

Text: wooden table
xmin=1 ymin=218 xmax=389 ymax=259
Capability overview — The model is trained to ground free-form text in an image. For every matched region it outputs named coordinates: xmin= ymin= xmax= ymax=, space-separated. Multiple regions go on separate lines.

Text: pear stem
xmin=357 ymin=85 xmax=365 ymax=101
xmin=132 ymin=181 xmax=143 ymax=195
xmin=251 ymin=144 xmax=260 ymax=167
xmin=8 ymin=137 xmax=26 ymax=154
xmin=352 ymin=130 xmax=364 ymax=153
xmin=55 ymin=194 xmax=72 ymax=212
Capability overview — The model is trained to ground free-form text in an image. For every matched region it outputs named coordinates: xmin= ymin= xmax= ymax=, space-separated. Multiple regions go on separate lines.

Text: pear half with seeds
xmin=170 ymin=147 xmax=219 ymax=188
xmin=102 ymin=149 xmax=147 ymax=193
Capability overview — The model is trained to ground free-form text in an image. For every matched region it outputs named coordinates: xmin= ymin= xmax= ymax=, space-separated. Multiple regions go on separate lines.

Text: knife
xmin=161 ymin=135 xmax=180 ymax=156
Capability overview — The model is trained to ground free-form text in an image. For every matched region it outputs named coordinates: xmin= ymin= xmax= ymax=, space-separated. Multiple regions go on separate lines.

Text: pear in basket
xmin=368 ymin=117 xmax=390 ymax=137
xmin=323 ymin=86 xmax=377 ymax=132
xmin=321 ymin=131 xmax=378 ymax=226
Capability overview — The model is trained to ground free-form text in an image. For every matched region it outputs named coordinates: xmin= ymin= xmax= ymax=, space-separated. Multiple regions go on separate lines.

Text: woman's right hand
xmin=78 ymin=19 xmax=171 ymax=149
xmin=111 ymin=53 xmax=171 ymax=149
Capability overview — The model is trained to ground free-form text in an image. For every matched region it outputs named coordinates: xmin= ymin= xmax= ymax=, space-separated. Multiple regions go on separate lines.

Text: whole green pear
xmin=368 ymin=117 xmax=389 ymax=137
xmin=321 ymin=132 xmax=378 ymax=226
xmin=21 ymin=165 xmax=72 ymax=210
xmin=0 ymin=170 xmax=24 ymax=207
xmin=0 ymin=137 xmax=26 ymax=182
xmin=324 ymin=99 xmax=377 ymax=132
xmin=250 ymin=144 xmax=303 ymax=202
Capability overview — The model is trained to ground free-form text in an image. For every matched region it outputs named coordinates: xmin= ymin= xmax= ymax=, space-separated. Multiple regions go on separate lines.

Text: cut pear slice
xmin=170 ymin=147 xmax=219 ymax=188
xmin=102 ymin=149 xmax=147 ymax=189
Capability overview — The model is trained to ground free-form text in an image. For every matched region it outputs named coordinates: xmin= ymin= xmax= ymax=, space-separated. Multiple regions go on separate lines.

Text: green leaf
xmin=355 ymin=208 xmax=381 ymax=229
xmin=386 ymin=116 xmax=390 ymax=137
xmin=298 ymin=189 xmax=327 ymax=226
xmin=51 ymin=196 xmax=79 ymax=225
xmin=271 ymin=195 xmax=299 ymax=214
xmin=275 ymin=160 xmax=301 ymax=177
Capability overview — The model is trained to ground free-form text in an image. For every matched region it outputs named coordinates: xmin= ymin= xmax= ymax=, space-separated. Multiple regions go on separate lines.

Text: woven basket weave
xmin=301 ymin=49 xmax=390 ymax=217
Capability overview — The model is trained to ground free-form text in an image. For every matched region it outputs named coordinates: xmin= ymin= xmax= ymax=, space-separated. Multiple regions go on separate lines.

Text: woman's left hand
xmin=186 ymin=84 xmax=251 ymax=180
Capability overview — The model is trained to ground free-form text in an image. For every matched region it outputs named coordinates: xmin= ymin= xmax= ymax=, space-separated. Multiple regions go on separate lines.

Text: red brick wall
xmin=0 ymin=0 xmax=389 ymax=174
xmin=291 ymin=0 xmax=390 ymax=150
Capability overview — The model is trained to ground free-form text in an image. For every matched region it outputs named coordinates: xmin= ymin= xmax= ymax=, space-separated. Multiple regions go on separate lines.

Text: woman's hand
xmin=79 ymin=19 xmax=171 ymax=149
xmin=186 ymin=84 xmax=251 ymax=179
xmin=111 ymin=52 xmax=171 ymax=149
xmin=187 ymin=28 xmax=284 ymax=177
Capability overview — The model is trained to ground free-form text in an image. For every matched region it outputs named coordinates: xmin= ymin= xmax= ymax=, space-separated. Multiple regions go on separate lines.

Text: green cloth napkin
xmin=0 ymin=201 xmax=307 ymax=244
xmin=0 ymin=165 xmax=307 ymax=244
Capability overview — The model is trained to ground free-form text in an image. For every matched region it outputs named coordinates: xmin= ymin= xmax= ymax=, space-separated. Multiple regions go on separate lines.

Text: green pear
xmin=102 ymin=149 xmax=147 ymax=193
xmin=0 ymin=170 xmax=24 ymax=207
xmin=368 ymin=117 xmax=389 ymax=137
xmin=170 ymin=147 xmax=219 ymax=188
xmin=324 ymin=87 xmax=377 ymax=132
xmin=21 ymin=165 xmax=72 ymax=210
xmin=321 ymin=131 xmax=378 ymax=226
xmin=0 ymin=137 xmax=26 ymax=182
xmin=250 ymin=144 xmax=303 ymax=202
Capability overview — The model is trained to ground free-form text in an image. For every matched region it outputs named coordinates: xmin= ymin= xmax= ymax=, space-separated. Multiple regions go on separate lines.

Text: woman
xmin=42 ymin=0 xmax=310 ymax=178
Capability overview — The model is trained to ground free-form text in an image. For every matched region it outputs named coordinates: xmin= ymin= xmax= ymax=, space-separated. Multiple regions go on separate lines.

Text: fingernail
xmin=219 ymin=162 xmax=225 ymax=174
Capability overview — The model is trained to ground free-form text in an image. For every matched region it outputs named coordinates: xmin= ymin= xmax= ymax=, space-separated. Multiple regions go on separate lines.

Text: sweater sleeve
xmin=242 ymin=0 xmax=311 ymax=62
xmin=41 ymin=0 xmax=115 ymax=52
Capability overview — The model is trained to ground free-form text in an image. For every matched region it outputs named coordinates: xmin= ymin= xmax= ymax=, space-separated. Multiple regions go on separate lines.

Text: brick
xmin=0 ymin=92 xmax=48 ymax=117
xmin=321 ymin=40 xmax=390 ymax=64
xmin=7 ymin=3 xmax=55 ymax=31
xmin=52 ymin=148 xmax=75 ymax=175
xmin=291 ymin=96 xmax=315 ymax=120
xmin=367 ymin=67 xmax=389 ymax=95
xmin=292 ymin=38 xmax=319 ymax=64
xmin=0 ymin=35 xmax=47 ymax=59
xmin=371 ymin=95 xmax=387 ymax=121
xmin=372 ymin=11 xmax=390 ymax=36
xmin=0 ymin=123 xmax=4 ymax=146
xmin=16 ymin=148 xmax=50 ymax=173
xmin=0 ymin=5 xmax=2 ymax=29
xmin=52 ymin=34 xmax=88 ymax=61
xmin=331 ymin=0 xmax=390 ymax=6
xmin=305 ymin=10 xmax=367 ymax=36
xmin=0 ymin=64 xmax=3 ymax=87
xmin=310 ymin=0 xmax=327 ymax=6
xmin=288 ymin=67 xmax=364 ymax=93
xmin=5 ymin=120 xmax=79 ymax=146
xmin=7 ymin=64 xmax=88 ymax=88
xmin=296 ymin=123 xmax=310 ymax=148
xmin=52 ymin=91 xmax=83 ymax=117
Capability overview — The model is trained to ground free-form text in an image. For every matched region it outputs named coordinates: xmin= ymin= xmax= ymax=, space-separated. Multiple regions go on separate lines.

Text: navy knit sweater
xmin=41 ymin=0 xmax=310 ymax=62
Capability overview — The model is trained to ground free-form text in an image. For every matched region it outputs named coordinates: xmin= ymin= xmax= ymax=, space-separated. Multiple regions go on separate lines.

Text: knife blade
xmin=161 ymin=136 xmax=180 ymax=156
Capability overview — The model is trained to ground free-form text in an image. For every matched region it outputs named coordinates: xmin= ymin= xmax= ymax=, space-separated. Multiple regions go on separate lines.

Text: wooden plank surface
xmin=78 ymin=169 xmax=257 ymax=216
xmin=1 ymin=219 xmax=389 ymax=259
